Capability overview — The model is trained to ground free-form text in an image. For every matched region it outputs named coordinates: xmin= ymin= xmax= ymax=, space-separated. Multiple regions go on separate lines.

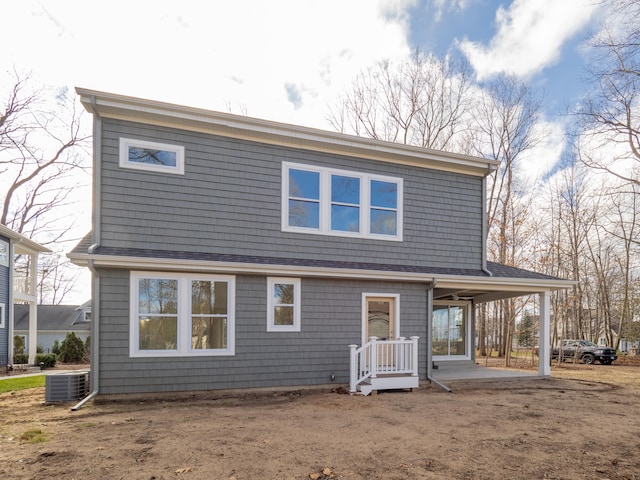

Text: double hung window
xmin=283 ymin=162 xmax=402 ymax=240
xmin=267 ymin=278 xmax=301 ymax=332
xmin=130 ymin=272 xmax=235 ymax=357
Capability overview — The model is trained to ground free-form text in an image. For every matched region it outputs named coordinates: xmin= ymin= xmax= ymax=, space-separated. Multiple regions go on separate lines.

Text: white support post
xmin=28 ymin=253 xmax=38 ymax=365
xmin=538 ymin=291 xmax=551 ymax=377
xmin=349 ymin=344 xmax=357 ymax=393
xmin=369 ymin=336 xmax=377 ymax=379
xmin=410 ymin=336 xmax=419 ymax=377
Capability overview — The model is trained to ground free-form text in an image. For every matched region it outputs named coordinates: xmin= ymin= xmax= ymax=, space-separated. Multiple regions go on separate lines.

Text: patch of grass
xmin=20 ymin=428 xmax=48 ymax=443
xmin=0 ymin=375 xmax=45 ymax=394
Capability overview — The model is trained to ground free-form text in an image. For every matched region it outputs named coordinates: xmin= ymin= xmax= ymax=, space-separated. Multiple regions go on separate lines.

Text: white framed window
xmin=267 ymin=277 xmax=301 ymax=332
xmin=0 ymin=240 xmax=8 ymax=267
xmin=282 ymin=162 xmax=403 ymax=241
xmin=130 ymin=272 xmax=235 ymax=357
xmin=0 ymin=303 xmax=5 ymax=329
xmin=432 ymin=301 xmax=471 ymax=360
xmin=119 ymin=138 xmax=185 ymax=175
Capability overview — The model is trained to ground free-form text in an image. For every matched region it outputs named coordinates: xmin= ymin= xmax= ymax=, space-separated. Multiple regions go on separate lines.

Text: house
xmin=69 ymin=88 xmax=572 ymax=398
xmin=0 ymin=224 xmax=51 ymax=367
xmin=13 ymin=302 xmax=91 ymax=354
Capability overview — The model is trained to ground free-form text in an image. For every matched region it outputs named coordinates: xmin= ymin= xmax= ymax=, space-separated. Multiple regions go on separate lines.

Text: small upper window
xmin=0 ymin=303 xmax=5 ymax=329
xmin=119 ymin=138 xmax=185 ymax=175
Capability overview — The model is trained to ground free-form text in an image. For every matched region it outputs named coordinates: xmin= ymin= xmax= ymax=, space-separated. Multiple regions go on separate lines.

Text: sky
xmin=2 ymin=0 xmax=605 ymax=302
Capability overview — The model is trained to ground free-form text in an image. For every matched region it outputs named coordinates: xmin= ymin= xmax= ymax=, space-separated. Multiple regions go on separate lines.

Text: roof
xmin=14 ymin=304 xmax=91 ymax=332
xmin=75 ymin=87 xmax=499 ymax=178
xmin=0 ymin=224 xmax=51 ymax=254
xmin=69 ymin=240 xmax=574 ymax=303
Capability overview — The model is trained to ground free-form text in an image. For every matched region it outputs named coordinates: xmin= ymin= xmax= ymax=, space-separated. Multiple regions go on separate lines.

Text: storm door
xmin=365 ymin=297 xmax=396 ymax=340
xmin=363 ymin=295 xmax=398 ymax=370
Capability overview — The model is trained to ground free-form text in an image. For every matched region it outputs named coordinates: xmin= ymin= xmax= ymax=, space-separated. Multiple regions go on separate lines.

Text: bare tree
xmin=467 ymin=76 xmax=546 ymax=358
xmin=0 ymin=71 xmax=90 ymax=304
xmin=578 ymin=0 xmax=640 ymax=194
xmin=328 ymin=49 xmax=473 ymax=152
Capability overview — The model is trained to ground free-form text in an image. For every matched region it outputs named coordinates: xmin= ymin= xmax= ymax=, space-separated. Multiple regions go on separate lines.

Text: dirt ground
xmin=1 ymin=362 xmax=640 ymax=480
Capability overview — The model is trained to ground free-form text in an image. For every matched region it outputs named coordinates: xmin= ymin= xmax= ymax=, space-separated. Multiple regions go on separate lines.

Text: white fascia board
xmin=68 ymin=253 xmax=436 ymax=283
xmin=75 ymin=88 xmax=499 ymax=177
xmin=435 ymin=275 xmax=575 ymax=292
xmin=69 ymin=252 xmax=572 ymax=292
xmin=0 ymin=224 xmax=51 ymax=254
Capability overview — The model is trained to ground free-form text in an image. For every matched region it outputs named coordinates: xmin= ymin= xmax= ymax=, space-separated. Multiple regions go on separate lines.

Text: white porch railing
xmin=349 ymin=336 xmax=419 ymax=394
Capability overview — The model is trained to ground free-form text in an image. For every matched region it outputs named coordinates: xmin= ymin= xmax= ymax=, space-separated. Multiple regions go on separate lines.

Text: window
xmin=282 ymin=162 xmax=403 ymax=240
xmin=267 ymin=278 xmax=301 ymax=332
xmin=0 ymin=240 xmax=8 ymax=267
xmin=119 ymin=138 xmax=185 ymax=175
xmin=130 ymin=272 xmax=235 ymax=357
xmin=432 ymin=302 xmax=469 ymax=359
xmin=0 ymin=303 xmax=5 ymax=328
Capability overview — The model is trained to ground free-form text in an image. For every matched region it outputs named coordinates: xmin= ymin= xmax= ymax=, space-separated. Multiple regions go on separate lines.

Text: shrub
xmin=13 ymin=336 xmax=25 ymax=356
xmin=58 ymin=332 xmax=86 ymax=363
xmin=13 ymin=353 xmax=28 ymax=364
xmin=35 ymin=353 xmax=57 ymax=369
xmin=36 ymin=344 xmax=44 ymax=354
xmin=51 ymin=339 xmax=61 ymax=356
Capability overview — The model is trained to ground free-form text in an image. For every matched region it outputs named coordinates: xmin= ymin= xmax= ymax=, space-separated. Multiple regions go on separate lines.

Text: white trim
xmin=68 ymin=253 xmax=574 ymax=294
xmin=361 ymin=293 xmax=400 ymax=345
xmin=119 ymin=138 xmax=185 ymax=175
xmin=129 ymin=271 xmax=235 ymax=357
xmin=267 ymin=277 xmax=301 ymax=332
xmin=432 ymin=300 xmax=472 ymax=361
xmin=282 ymin=162 xmax=403 ymax=241
xmin=0 ymin=303 xmax=5 ymax=329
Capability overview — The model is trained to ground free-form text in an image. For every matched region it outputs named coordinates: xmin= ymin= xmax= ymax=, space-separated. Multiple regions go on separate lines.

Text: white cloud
xmin=3 ymin=0 xmax=415 ymax=130
xmin=429 ymin=0 xmax=473 ymax=22
xmin=458 ymin=0 xmax=599 ymax=80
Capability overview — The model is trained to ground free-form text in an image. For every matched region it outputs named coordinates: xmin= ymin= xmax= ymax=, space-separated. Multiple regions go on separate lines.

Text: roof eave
xmin=75 ymin=87 xmax=499 ymax=177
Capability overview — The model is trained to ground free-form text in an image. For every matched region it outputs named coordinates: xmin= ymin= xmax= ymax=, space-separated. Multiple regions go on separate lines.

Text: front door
xmin=364 ymin=296 xmax=398 ymax=370
xmin=365 ymin=296 xmax=395 ymax=341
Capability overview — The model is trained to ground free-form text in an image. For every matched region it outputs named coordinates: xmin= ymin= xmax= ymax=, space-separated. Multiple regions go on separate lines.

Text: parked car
xmin=551 ymin=340 xmax=617 ymax=365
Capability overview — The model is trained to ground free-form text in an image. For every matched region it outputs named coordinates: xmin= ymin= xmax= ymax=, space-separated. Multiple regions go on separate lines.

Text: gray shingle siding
xmin=0 ymin=235 xmax=9 ymax=366
xmin=99 ymin=119 xmax=483 ymax=270
xmin=96 ymin=268 xmax=428 ymax=395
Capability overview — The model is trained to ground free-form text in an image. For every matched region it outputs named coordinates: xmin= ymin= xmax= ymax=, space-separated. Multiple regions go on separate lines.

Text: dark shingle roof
xmin=73 ymin=242 xmax=565 ymax=282
xmin=14 ymin=304 xmax=90 ymax=332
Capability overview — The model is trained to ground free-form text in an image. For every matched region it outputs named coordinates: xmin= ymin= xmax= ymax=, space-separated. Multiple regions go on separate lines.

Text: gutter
xmin=72 ymin=98 xmax=101 ymax=411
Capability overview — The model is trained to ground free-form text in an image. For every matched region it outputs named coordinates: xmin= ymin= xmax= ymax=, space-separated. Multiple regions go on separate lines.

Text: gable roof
xmin=0 ymin=224 xmax=51 ymax=254
xmin=14 ymin=304 xmax=91 ymax=332
xmin=75 ymin=88 xmax=499 ymax=178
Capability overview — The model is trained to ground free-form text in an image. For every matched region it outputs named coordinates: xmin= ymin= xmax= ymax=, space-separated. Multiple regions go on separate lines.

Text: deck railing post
xmin=349 ymin=344 xmax=357 ymax=393
xmin=410 ymin=336 xmax=419 ymax=377
xmin=369 ymin=336 xmax=377 ymax=379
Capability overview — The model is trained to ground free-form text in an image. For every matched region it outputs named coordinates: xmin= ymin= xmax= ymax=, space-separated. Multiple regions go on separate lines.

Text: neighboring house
xmin=0 ymin=224 xmax=51 ymax=367
xmin=69 ymin=88 xmax=573 ymax=397
xmin=14 ymin=302 xmax=91 ymax=354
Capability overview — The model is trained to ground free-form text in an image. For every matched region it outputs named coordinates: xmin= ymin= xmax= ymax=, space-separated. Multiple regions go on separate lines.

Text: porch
xmin=349 ymin=336 xmax=419 ymax=395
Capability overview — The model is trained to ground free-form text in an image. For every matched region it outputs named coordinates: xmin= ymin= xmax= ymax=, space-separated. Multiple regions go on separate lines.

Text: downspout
xmin=425 ymin=279 xmax=452 ymax=393
xmin=481 ymin=174 xmax=493 ymax=278
xmin=72 ymin=96 xmax=101 ymax=411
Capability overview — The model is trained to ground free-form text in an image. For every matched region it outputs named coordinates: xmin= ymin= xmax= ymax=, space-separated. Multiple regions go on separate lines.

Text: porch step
xmin=358 ymin=374 xmax=419 ymax=396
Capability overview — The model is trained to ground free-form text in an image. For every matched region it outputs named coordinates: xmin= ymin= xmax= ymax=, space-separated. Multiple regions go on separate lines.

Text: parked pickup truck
xmin=551 ymin=340 xmax=617 ymax=365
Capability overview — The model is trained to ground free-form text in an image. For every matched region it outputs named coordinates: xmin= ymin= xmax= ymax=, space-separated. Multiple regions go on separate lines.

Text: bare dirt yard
xmin=1 ymin=362 xmax=640 ymax=480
